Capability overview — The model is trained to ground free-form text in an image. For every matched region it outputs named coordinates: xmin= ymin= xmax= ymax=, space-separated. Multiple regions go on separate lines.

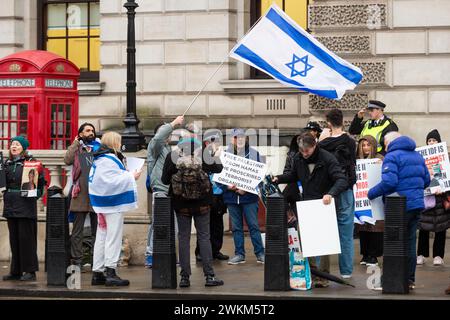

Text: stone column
xmin=47 ymin=165 xmax=63 ymax=189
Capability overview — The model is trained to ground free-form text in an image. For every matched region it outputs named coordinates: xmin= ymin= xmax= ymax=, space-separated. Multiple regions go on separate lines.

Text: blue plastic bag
xmin=288 ymin=227 xmax=312 ymax=290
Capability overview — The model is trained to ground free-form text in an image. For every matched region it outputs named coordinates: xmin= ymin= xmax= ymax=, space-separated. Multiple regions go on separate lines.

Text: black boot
xmin=91 ymin=271 xmax=106 ymax=285
xmin=105 ymin=267 xmax=130 ymax=287
xmin=20 ymin=272 xmax=36 ymax=281
xmin=179 ymin=275 xmax=190 ymax=288
xmin=3 ymin=274 xmax=21 ymax=281
xmin=205 ymin=275 xmax=224 ymax=287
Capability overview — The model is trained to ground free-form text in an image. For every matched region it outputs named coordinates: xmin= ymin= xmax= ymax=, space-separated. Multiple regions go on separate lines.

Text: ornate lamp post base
xmin=122 ymin=114 xmax=145 ymax=152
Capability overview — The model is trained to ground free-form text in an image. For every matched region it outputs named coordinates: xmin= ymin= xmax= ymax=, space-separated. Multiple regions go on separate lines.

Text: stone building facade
xmin=1 ymin=0 xmax=449 ymax=154
xmin=0 ymin=0 xmax=449 ymax=263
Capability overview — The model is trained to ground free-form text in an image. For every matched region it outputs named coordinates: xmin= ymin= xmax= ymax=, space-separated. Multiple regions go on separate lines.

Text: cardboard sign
xmin=416 ymin=142 xmax=450 ymax=195
xmin=353 ymin=158 xmax=384 ymax=224
xmin=296 ymin=199 xmax=341 ymax=258
xmin=212 ymin=151 xmax=267 ymax=195
xmin=21 ymin=161 xmax=42 ymax=197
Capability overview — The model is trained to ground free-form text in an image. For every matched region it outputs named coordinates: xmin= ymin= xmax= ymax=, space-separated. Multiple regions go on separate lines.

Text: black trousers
xmin=417 ymin=230 xmax=446 ymax=258
xmin=70 ymin=212 xmax=97 ymax=265
xmin=359 ymin=231 xmax=384 ymax=257
xmin=177 ymin=211 xmax=214 ymax=277
xmin=7 ymin=218 xmax=39 ymax=275
xmin=195 ymin=196 xmax=226 ymax=257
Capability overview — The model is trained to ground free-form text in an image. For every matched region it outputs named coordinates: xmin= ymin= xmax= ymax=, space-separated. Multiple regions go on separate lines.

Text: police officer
xmin=349 ymin=100 xmax=398 ymax=155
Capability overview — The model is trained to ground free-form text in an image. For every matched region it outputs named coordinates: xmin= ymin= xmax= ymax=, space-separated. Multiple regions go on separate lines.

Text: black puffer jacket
xmin=277 ymin=147 xmax=348 ymax=200
xmin=419 ymin=193 xmax=450 ymax=232
xmin=2 ymin=155 xmax=46 ymax=219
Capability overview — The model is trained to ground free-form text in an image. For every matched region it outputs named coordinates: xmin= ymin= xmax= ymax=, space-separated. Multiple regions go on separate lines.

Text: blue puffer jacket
xmin=220 ymin=146 xmax=263 ymax=205
xmin=368 ymin=136 xmax=430 ymax=212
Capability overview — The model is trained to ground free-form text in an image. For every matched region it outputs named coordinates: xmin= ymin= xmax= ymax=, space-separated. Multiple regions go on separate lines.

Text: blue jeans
xmin=336 ymin=189 xmax=355 ymax=276
xmin=407 ymin=210 xmax=421 ymax=283
xmin=227 ymin=202 xmax=264 ymax=257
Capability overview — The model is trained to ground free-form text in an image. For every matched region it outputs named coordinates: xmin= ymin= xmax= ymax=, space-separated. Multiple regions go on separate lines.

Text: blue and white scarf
xmin=88 ymin=153 xmax=138 ymax=214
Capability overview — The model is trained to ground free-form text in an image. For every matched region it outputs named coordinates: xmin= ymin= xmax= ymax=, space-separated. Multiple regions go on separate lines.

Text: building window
xmin=0 ymin=104 xmax=28 ymax=149
xmin=250 ymin=0 xmax=311 ymax=79
xmin=38 ymin=0 xmax=100 ymax=82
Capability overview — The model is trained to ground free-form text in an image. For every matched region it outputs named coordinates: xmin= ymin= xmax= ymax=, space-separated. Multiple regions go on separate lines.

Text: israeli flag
xmin=229 ymin=5 xmax=363 ymax=99
xmin=88 ymin=154 xmax=138 ymax=214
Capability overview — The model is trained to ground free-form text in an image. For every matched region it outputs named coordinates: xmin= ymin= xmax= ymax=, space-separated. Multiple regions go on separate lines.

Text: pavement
xmin=0 ymin=234 xmax=449 ymax=300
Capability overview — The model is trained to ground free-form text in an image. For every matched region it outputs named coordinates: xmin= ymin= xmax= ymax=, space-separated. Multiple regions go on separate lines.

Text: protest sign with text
xmin=212 ymin=151 xmax=267 ymax=195
xmin=416 ymin=142 xmax=450 ymax=195
xmin=353 ymin=158 xmax=384 ymax=224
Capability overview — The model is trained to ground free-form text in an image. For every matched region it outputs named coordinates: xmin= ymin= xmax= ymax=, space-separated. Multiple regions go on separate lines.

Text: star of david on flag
xmin=229 ymin=4 xmax=363 ymax=100
xmin=286 ymin=54 xmax=313 ymax=77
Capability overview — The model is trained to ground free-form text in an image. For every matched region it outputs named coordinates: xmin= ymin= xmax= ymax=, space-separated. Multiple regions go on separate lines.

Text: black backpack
xmin=171 ymin=155 xmax=211 ymax=200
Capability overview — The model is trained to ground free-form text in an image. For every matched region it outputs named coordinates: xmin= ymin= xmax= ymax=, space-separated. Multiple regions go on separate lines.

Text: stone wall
xmin=308 ymin=0 xmax=450 ymax=144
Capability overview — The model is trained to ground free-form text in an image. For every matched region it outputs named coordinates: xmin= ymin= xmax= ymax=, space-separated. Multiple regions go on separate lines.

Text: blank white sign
xmin=296 ymin=198 xmax=341 ymax=258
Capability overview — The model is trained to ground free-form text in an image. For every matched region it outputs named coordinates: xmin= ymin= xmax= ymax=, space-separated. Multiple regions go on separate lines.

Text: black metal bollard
xmin=46 ymin=186 xmax=70 ymax=286
xmin=382 ymin=195 xmax=409 ymax=294
xmin=152 ymin=193 xmax=177 ymax=289
xmin=264 ymin=193 xmax=290 ymax=291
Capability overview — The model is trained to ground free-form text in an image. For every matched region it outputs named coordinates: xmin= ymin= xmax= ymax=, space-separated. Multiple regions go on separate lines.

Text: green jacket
xmin=147 ymin=123 xmax=173 ymax=193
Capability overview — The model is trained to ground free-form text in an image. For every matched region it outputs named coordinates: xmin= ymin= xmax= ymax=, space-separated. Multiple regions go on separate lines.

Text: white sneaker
xmin=341 ymin=274 xmax=352 ymax=279
xmin=433 ymin=256 xmax=444 ymax=266
xmin=416 ymin=255 xmax=425 ymax=265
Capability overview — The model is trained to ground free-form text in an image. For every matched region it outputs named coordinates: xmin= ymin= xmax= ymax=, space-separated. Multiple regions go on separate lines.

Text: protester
xmin=318 ymin=109 xmax=356 ymax=279
xmin=349 ymin=100 xmax=398 ymax=154
xmin=221 ymin=128 xmax=265 ymax=266
xmin=273 ymin=132 xmax=348 ymax=287
xmin=303 ymin=121 xmax=322 ymax=140
xmin=2 ymin=136 xmax=45 ymax=281
xmin=161 ymin=136 xmax=224 ymax=288
xmin=195 ymin=130 xmax=229 ymax=262
xmin=145 ymin=115 xmax=184 ymax=268
xmin=89 ymin=131 xmax=140 ymax=287
xmin=417 ymin=129 xmax=450 ymax=266
xmin=64 ymin=123 xmax=101 ymax=268
xmin=368 ymin=132 xmax=430 ymax=289
xmin=355 ymin=135 xmax=384 ymax=266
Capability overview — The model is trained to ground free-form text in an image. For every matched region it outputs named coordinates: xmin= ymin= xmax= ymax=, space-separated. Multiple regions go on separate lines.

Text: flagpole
xmin=182 ymin=59 xmax=226 ymax=117
xmin=182 ymin=13 xmax=266 ymax=117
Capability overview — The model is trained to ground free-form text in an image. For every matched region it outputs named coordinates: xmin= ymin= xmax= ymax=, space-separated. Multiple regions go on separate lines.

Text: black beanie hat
xmin=426 ymin=129 xmax=441 ymax=144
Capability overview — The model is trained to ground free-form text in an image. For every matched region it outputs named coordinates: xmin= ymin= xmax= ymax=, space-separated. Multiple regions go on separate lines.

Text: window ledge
xmin=77 ymin=82 xmax=105 ymax=96
xmin=220 ymin=79 xmax=307 ymax=94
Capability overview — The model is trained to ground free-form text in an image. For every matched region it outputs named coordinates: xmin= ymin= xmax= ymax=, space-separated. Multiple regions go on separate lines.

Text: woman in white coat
xmin=88 ymin=131 xmax=141 ymax=286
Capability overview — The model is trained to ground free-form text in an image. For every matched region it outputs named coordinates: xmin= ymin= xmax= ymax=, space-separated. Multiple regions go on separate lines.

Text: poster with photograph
xmin=416 ymin=142 xmax=450 ymax=195
xmin=21 ymin=161 xmax=42 ymax=197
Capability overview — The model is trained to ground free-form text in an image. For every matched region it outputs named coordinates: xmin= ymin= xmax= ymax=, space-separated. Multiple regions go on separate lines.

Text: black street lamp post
xmin=122 ymin=0 xmax=144 ymax=152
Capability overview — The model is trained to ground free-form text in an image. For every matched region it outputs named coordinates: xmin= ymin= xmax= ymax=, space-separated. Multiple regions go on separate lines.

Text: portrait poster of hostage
xmin=21 ymin=161 xmax=43 ymax=197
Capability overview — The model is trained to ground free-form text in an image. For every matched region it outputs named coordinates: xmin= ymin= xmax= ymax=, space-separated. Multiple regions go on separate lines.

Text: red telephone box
xmin=0 ymin=50 xmax=79 ymax=150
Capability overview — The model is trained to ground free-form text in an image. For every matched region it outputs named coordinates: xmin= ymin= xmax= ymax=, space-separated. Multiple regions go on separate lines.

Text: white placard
xmin=296 ymin=199 xmax=341 ymax=258
xmin=212 ymin=151 xmax=267 ymax=195
xmin=126 ymin=157 xmax=145 ymax=173
xmin=353 ymin=159 xmax=384 ymax=224
xmin=415 ymin=142 xmax=450 ymax=195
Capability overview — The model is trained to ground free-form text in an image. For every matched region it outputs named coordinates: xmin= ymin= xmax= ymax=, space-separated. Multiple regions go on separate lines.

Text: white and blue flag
xmin=88 ymin=154 xmax=138 ymax=214
xmin=229 ymin=4 xmax=363 ymax=99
